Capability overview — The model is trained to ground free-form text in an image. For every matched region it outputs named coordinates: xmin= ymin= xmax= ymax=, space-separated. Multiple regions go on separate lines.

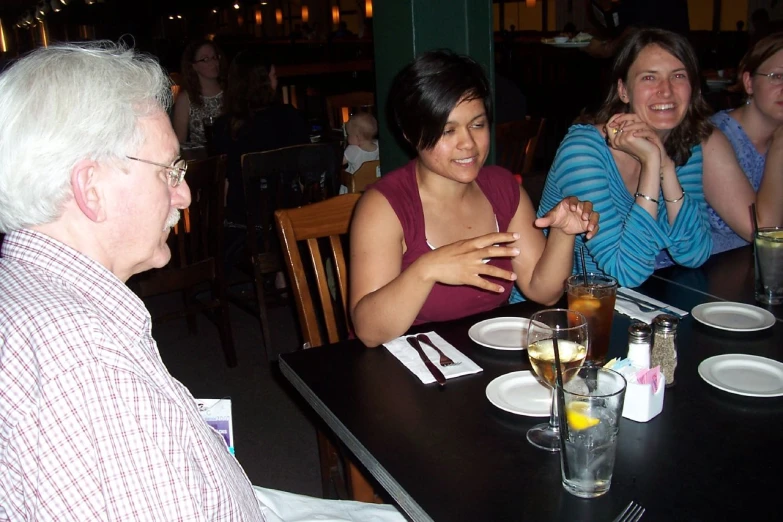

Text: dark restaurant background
xmin=0 ymin=0 xmax=777 ymax=174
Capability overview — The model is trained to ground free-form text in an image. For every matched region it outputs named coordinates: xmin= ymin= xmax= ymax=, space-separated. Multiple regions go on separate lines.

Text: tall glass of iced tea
xmin=567 ymin=273 xmax=617 ymax=365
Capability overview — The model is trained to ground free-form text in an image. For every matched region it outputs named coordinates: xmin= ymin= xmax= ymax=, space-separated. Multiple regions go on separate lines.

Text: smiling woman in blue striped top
xmin=522 ymin=29 xmax=714 ymax=295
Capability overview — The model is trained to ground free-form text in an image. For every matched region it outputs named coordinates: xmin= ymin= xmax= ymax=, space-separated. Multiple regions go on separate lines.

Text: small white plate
xmin=486 ymin=371 xmax=552 ymax=416
xmin=469 ymin=317 xmax=531 ymax=350
xmin=698 ymin=354 xmax=783 ymax=397
xmin=691 ymin=302 xmax=776 ymax=332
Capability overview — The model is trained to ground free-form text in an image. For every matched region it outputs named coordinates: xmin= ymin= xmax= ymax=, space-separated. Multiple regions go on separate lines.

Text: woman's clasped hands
xmin=605 ymin=113 xmax=666 ymax=166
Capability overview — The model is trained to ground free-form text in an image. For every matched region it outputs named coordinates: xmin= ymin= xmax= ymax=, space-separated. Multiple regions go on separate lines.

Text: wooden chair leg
xmin=317 ymin=430 xmax=347 ymax=499
xmin=256 ymin=281 xmax=273 ymax=361
xmin=251 ymin=268 xmax=272 ymax=361
xmin=347 ymin=461 xmax=382 ymax=504
xmin=217 ymin=302 xmax=237 ymax=367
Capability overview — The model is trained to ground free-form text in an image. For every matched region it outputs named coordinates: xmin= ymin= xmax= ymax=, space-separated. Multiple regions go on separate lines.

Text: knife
xmin=407 ymin=336 xmax=446 ymax=387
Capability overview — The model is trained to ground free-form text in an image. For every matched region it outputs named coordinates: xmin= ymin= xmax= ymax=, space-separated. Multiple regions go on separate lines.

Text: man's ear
xmin=71 ymin=160 xmax=106 ymax=223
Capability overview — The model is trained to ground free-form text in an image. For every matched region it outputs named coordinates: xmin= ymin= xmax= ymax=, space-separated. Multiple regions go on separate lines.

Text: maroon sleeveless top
xmin=371 ymin=160 xmax=521 ymax=325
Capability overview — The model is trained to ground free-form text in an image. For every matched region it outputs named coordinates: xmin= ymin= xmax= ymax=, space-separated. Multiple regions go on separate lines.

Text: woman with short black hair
xmin=349 ymin=50 xmax=599 ymax=347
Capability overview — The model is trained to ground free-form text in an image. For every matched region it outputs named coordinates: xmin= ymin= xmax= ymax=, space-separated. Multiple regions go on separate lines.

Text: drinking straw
xmin=751 ymin=203 xmax=760 ymax=236
xmin=580 ymin=246 xmax=588 ymax=285
xmin=551 ymin=335 xmax=570 ymax=466
xmin=751 ymin=203 xmax=764 ymax=292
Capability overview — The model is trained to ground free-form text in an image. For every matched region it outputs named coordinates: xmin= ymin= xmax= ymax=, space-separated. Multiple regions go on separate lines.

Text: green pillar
xmin=373 ymin=0 xmax=495 ymax=173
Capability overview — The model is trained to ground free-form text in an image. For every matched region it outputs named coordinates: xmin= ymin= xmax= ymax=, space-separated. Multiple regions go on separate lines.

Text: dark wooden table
xmin=280 ymin=255 xmax=783 ymax=521
xmin=652 ymin=245 xmax=783 ymax=320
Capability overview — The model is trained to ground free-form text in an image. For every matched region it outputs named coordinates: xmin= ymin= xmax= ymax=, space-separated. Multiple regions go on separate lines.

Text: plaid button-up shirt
xmin=0 ymin=230 xmax=263 ymax=521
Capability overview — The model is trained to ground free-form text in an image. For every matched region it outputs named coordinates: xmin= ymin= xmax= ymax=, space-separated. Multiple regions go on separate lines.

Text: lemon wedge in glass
xmin=566 ymin=402 xmax=600 ymax=430
xmin=571 ymin=295 xmax=601 ymax=311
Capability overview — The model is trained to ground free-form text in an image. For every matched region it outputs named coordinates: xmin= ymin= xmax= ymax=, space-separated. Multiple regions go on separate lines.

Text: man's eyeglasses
xmin=126 ymin=156 xmax=188 ymax=187
xmin=753 ymin=71 xmax=783 ymax=85
xmin=192 ymin=55 xmax=220 ymax=64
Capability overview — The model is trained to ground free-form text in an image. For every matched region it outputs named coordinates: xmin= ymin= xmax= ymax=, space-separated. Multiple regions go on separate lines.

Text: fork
xmin=616 ymin=294 xmax=684 ymax=318
xmin=416 ymin=334 xmax=461 ymax=367
xmin=612 ymin=500 xmax=645 ymax=522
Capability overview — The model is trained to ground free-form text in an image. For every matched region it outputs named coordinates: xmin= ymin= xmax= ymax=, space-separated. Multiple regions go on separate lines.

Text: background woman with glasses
xmin=172 ymin=39 xmax=227 ymax=145
xmin=703 ymin=32 xmax=783 ymax=254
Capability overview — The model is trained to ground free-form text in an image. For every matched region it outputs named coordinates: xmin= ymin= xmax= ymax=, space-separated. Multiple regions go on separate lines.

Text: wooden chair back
xmin=325 ymin=91 xmax=375 ymax=131
xmin=340 ymin=159 xmax=380 ymax=193
xmin=132 ymin=155 xmax=236 ymax=366
xmin=495 ymin=117 xmax=545 ymax=177
xmin=274 ymin=194 xmax=360 ymax=349
xmin=240 ymin=142 xmax=343 ymax=357
xmin=242 ymin=142 xmax=343 ymax=228
xmin=275 ymin=193 xmax=381 ymax=502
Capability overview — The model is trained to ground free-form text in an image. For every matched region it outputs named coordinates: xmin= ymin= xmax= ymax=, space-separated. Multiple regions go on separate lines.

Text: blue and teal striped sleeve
xmin=658 ymin=146 xmax=712 ymax=267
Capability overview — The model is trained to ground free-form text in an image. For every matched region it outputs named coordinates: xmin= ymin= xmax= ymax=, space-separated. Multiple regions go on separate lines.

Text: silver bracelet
xmin=634 ymin=192 xmax=658 ymax=204
xmin=663 ymin=189 xmax=685 ymax=204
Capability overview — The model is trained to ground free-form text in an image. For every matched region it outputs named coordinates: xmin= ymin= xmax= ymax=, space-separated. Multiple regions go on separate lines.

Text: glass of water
xmin=755 ymin=227 xmax=783 ymax=305
xmin=558 ymin=366 xmax=626 ymax=498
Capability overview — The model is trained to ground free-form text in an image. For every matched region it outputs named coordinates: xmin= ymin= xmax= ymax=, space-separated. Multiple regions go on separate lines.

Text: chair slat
xmin=306 ymin=237 xmax=340 ymax=345
xmin=329 ymin=235 xmax=350 ymax=329
xmin=495 ymin=117 xmax=545 ymax=176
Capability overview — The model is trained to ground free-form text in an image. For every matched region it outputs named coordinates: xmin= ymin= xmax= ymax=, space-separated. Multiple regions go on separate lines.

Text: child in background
xmin=343 ymin=112 xmax=379 ymax=173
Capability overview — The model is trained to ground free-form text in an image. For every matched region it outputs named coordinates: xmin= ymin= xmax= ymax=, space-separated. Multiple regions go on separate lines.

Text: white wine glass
xmin=526 ymin=309 xmax=589 ymax=452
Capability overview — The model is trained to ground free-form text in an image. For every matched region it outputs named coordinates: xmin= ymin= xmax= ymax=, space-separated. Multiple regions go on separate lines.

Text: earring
xmin=746 ymin=95 xmax=753 ymax=105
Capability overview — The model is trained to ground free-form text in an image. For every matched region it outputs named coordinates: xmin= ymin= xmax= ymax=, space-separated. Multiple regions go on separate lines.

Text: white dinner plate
xmin=691 ymin=302 xmax=776 ymax=332
xmin=469 ymin=317 xmax=531 ymax=350
xmin=698 ymin=354 xmax=783 ymax=397
xmin=486 ymin=371 xmax=552 ymax=416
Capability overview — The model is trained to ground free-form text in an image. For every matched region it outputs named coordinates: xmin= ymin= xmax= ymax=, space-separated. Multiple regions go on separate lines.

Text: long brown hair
xmin=222 ymin=50 xmax=279 ymax=140
xmin=578 ymin=28 xmax=713 ymax=166
xmin=179 ymin=40 xmax=227 ymax=108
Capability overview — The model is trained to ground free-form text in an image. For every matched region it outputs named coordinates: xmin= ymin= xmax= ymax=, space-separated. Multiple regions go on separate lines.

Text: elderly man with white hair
xmin=0 ymin=42 xmax=402 ymax=522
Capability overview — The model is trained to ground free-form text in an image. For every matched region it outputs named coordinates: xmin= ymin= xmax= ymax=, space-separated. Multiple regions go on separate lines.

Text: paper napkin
xmin=384 ymin=332 xmax=483 ymax=384
xmin=615 ymin=287 xmax=688 ymax=324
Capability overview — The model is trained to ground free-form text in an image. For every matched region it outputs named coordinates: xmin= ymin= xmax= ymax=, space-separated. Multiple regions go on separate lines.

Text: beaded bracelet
xmin=634 ymin=192 xmax=658 ymax=204
xmin=663 ymin=190 xmax=685 ymax=204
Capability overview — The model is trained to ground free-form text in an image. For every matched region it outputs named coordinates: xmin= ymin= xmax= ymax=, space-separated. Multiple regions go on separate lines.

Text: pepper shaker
xmin=651 ymin=314 xmax=678 ymax=387
xmin=627 ymin=322 xmax=652 ymax=369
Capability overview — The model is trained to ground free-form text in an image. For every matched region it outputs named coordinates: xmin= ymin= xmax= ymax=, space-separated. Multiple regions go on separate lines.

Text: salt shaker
xmin=627 ymin=322 xmax=651 ymax=369
xmin=651 ymin=314 xmax=679 ymax=387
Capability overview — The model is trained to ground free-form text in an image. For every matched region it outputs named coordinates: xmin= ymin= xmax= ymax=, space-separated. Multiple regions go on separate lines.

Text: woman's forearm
xmin=757 ymin=141 xmax=783 ymax=230
xmin=635 ymin=158 xmax=662 ymax=219
xmin=524 ymin=228 xmax=576 ymax=305
xmin=660 ymin=158 xmax=685 ymax=225
xmin=351 ymin=259 xmax=436 ymax=347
